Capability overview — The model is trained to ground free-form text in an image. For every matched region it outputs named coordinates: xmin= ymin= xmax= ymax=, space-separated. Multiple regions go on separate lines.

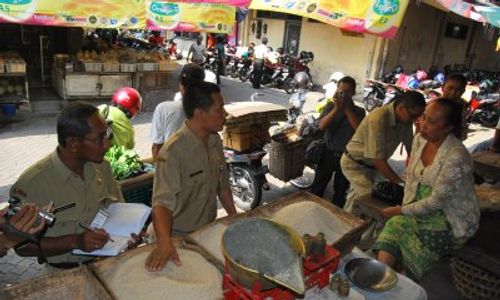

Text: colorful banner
xmin=435 ymin=0 xmax=500 ymax=28
xmin=164 ymin=0 xmax=251 ymax=6
xmin=0 ymin=0 xmax=146 ymax=28
xmin=147 ymin=1 xmax=236 ymax=33
xmin=249 ymin=0 xmax=410 ymax=39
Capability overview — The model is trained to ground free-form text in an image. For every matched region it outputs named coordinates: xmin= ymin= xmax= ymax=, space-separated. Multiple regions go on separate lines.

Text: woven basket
xmin=268 ymin=137 xmax=311 ymax=182
xmin=119 ymin=172 xmax=154 ymax=206
xmin=451 ymin=256 xmax=500 ymax=300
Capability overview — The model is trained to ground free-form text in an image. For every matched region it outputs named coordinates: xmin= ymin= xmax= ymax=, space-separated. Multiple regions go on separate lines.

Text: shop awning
xmin=248 ymin=0 xmax=410 ymax=39
xmin=0 ymin=0 xmax=249 ymax=33
xmin=423 ymin=0 xmax=500 ymax=28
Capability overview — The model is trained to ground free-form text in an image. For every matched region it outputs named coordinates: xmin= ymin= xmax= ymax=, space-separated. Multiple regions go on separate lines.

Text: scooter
xmin=225 ymin=148 xmax=269 ymax=211
xmin=466 ymin=93 xmax=500 ymax=128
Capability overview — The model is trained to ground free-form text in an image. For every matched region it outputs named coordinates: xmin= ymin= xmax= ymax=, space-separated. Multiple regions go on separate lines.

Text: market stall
xmin=0 ymin=51 xmax=29 ymax=116
xmin=1 ymin=192 xmax=428 ymax=300
xmin=51 ymin=49 xmax=179 ymax=101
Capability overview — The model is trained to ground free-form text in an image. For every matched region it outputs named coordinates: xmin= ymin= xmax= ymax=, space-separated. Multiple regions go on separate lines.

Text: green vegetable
xmin=104 ymin=145 xmax=143 ymax=180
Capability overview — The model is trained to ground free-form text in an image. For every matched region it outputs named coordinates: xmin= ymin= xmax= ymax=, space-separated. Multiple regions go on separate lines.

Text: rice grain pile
xmin=190 ymin=223 xmax=228 ymax=263
xmin=270 ymin=201 xmax=352 ymax=244
xmin=104 ymin=249 xmax=223 ymax=300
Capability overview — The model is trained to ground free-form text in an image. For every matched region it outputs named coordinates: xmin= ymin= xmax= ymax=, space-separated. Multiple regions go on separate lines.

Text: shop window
xmin=256 ymin=11 xmax=301 ymax=20
xmin=444 ymin=23 xmax=468 ymax=40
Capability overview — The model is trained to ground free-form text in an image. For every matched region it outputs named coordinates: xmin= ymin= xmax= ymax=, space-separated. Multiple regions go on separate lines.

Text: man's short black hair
xmin=179 ymin=63 xmax=205 ymax=87
xmin=445 ymin=73 xmax=467 ymax=89
xmin=338 ymin=76 xmax=356 ymax=93
xmin=183 ymin=81 xmax=221 ymax=119
xmin=57 ymin=101 xmax=98 ymax=147
xmin=393 ymin=90 xmax=426 ymax=110
xmin=262 ymin=37 xmax=268 ymax=44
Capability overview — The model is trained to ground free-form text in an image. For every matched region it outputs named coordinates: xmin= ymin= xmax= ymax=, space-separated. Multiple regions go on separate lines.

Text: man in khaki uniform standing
xmin=146 ymin=81 xmax=237 ymax=272
xmin=341 ymin=91 xmax=426 ymax=212
xmin=11 ymin=102 xmax=124 ymax=270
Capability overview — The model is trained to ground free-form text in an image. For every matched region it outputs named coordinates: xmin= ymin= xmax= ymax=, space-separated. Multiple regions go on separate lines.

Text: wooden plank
xmin=473 ymin=151 xmax=500 ymax=181
xmin=2 ymin=266 xmax=112 ymax=300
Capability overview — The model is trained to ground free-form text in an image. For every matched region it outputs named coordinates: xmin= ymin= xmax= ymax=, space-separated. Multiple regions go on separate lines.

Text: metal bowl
xmin=344 ymin=258 xmax=398 ymax=292
xmin=221 ymin=218 xmax=306 ymax=294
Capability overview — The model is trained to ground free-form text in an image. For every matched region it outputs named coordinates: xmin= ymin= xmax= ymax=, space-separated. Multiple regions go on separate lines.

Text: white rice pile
xmin=271 ymin=201 xmax=353 ymax=244
xmin=105 ymin=249 xmax=223 ymax=300
xmin=190 ymin=223 xmax=228 ymax=263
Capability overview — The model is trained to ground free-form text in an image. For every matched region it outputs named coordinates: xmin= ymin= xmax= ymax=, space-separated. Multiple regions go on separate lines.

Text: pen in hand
xmin=78 ymin=222 xmax=114 ymax=243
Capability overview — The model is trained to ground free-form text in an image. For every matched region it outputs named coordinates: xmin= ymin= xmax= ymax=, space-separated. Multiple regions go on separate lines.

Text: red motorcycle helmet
xmin=111 ymin=87 xmax=142 ymax=119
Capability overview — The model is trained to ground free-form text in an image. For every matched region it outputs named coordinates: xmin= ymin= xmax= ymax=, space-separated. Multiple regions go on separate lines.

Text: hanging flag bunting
xmin=146 ymin=1 xmax=236 ymax=33
xmin=249 ymin=0 xmax=410 ymax=38
xmin=435 ymin=0 xmax=499 ymax=28
xmin=0 ymin=0 xmax=146 ymax=28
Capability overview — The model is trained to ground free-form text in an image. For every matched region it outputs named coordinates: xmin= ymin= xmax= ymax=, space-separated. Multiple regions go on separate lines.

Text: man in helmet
xmin=98 ymin=87 xmax=142 ymax=150
xmin=150 ymin=63 xmax=217 ymax=161
xmin=251 ymin=37 xmax=270 ymax=89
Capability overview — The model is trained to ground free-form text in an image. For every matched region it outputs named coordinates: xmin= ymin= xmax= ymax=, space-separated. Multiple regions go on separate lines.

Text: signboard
xmin=249 ymin=0 xmax=410 ymax=38
xmin=0 ymin=0 xmax=146 ymax=28
xmin=147 ymin=1 xmax=235 ymax=33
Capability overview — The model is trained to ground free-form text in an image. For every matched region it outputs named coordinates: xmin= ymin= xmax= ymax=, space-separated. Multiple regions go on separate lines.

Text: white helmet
xmin=329 ymin=71 xmax=345 ymax=83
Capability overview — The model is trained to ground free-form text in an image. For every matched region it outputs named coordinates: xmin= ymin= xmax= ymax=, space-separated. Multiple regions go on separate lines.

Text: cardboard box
xmin=223 ymin=131 xmax=253 ymax=152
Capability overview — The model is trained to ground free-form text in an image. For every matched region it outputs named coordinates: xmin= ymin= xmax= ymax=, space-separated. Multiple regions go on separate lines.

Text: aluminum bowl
xmin=344 ymin=258 xmax=398 ymax=292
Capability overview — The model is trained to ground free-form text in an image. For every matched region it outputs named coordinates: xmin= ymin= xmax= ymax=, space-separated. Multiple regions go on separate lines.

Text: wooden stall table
xmin=472 ymin=151 xmax=500 ymax=181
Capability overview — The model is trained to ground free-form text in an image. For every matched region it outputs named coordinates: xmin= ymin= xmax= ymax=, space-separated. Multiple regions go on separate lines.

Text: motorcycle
xmin=362 ymin=80 xmax=404 ymax=111
xmin=283 ymin=51 xmax=315 ymax=94
xmin=203 ymin=50 xmax=219 ymax=74
xmin=225 ymin=148 xmax=269 ymax=211
xmin=466 ymin=93 xmax=500 ymax=128
xmin=238 ymin=56 xmax=253 ymax=82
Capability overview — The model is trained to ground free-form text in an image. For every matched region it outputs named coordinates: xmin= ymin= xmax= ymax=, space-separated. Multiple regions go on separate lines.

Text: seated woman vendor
xmin=373 ymin=98 xmax=480 ymax=280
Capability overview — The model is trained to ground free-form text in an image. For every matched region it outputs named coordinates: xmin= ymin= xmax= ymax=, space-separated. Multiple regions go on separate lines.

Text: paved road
xmin=0 ymin=75 xmax=494 ymax=287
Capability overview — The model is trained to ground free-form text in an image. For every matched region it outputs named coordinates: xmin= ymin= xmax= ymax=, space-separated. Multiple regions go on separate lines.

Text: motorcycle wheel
xmin=284 ymin=78 xmax=296 ymax=94
xmin=478 ymin=111 xmax=499 ymax=128
xmin=363 ymin=91 xmax=381 ymax=112
xmin=239 ymin=67 xmax=250 ymax=82
xmin=289 ymin=166 xmax=315 ymax=189
xmin=230 ymin=67 xmax=239 ymax=79
xmin=224 ymin=64 xmax=233 ymax=77
xmin=230 ymin=165 xmax=262 ymax=211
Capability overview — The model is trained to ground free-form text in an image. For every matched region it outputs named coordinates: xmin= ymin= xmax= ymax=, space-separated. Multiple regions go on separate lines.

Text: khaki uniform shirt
xmin=10 ymin=150 xmax=123 ymax=264
xmin=153 ymin=122 xmax=229 ymax=234
xmin=346 ymin=102 xmax=413 ymax=163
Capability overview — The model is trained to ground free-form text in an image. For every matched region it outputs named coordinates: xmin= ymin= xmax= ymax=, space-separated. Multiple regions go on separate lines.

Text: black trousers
xmin=311 ymin=149 xmax=349 ymax=208
xmin=216 ymin=59 xmax=224 ymax=84
xmin=252 ymin=59 xmax=264 ymax=89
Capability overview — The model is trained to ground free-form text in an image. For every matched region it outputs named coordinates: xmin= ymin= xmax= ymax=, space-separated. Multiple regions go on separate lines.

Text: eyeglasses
xmin=82 ymin=127 xmax=113 ymax=146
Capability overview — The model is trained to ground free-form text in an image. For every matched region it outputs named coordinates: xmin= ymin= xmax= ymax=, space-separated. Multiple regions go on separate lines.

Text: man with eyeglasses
xmin=10 ymin=101 xmax=127 ymax=272
xmin=341 ymin=91 xmax=426 ymax=212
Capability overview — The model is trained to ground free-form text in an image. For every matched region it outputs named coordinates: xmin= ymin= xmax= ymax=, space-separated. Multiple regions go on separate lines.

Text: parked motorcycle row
xmin=363 ymin=65 xmax=499 ymax=127
xmin=204 ymin=47 xmax=316 ymax=94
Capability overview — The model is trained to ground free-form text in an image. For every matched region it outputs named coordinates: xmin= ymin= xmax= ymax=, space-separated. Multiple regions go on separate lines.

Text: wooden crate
xmin=102 ymin=63 xmax=120 ymax=73
xmin=2 ymin=266 xmax=112 ymax=300
xmin=186 ymin=192 xmax=368 ymax=262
